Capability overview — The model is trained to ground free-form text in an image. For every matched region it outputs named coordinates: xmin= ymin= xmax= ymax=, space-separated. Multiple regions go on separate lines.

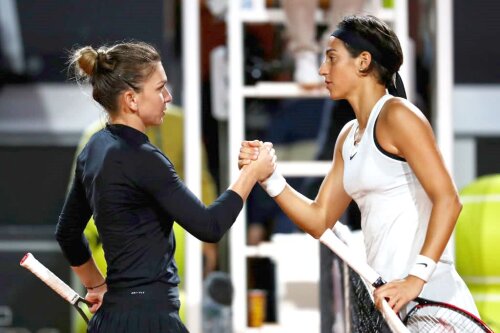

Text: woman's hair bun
xmin=74 ymin=46 xmax=98 ymax=77
xmin=72 ymin=46 xmax=117 ymax=78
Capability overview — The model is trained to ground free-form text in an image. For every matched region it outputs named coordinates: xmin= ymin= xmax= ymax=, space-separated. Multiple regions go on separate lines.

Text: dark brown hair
xmin=338 ymin=15 xmax=403 ymax=87
xmin=69 ymin=42 xmax=161 ymax=113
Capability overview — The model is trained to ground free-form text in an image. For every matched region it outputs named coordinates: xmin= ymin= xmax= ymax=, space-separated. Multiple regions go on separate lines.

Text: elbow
xmin=447 ymin=191 xmax=462 ymax=216
xmin=54 ymin=216 xmax=81 ymax=249
xmin=54 ymin=213 xmax=73 ymax=243
xmin=54 ymin=221 xmax=66 ymax=245
xmin=432 ymin=189 xmax=462 ymax=207
xmin=311 ymin=225 xmax=332 ymax=240
xmin=310 ymin=229 xmax=323 ymax=240
xmin=54 ymin=224 xmax=71 ymax=253
xmin=202 ymin=234 xmax=222 ymax=244
xmin=199 ymin=225 xmax=225 ymax=243
xmin=309 ymin=223 xmax=328 ymax=240
xmin=435 ymin=192 xmax=462 ymax=220
xmin=309 ymin=213 xmax=331 ymax=240
xmin=202 ymin=208 xmax=238 ymax=243
xmin=454 ymin=195 xmax=463 ymax=217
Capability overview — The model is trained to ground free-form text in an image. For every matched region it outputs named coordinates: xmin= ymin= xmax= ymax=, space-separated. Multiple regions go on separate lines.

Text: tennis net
xmin=346 ymin=265 xmax=393 ymax=332
xmin=328 ymin=227 xmax=407 ymax=333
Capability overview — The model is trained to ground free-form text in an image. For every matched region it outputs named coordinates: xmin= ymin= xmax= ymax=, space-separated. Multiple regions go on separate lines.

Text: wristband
xmin=409 ymin=254 xmax=437 ymax=282
xmin=260 ymin=167 xmax=286 ymax=197
xmin=86 ymin=280 xmax=106 ymax=290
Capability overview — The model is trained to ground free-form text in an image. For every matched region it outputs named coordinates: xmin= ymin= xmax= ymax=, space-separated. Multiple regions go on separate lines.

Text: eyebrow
xmin=325 ymin=48 xmax=337 ymax=55
xmin=157 ymin=79 xmax=168 ymax=86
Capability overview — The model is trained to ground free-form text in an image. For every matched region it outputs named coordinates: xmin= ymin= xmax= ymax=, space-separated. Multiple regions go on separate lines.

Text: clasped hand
xmin=238 ymin=140 xmax=276 ymax=182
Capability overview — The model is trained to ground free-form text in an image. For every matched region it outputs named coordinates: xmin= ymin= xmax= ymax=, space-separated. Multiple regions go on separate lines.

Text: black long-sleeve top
xmin=56 ymin=124 xmax=243 ymax=289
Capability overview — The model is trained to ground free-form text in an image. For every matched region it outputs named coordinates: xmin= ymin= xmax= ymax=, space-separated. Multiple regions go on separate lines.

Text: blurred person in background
xmin=282 ymin=0 xmax=368 ymax=87
xmin=56 ymin=41 xmax=275 ymax=332
xmin=0 ymin=0 xmax=28 ymax=87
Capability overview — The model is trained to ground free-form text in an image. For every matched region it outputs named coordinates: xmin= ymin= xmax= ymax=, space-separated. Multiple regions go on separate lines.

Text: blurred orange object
xmin=248 ymin=289 xmax=267 ymax=327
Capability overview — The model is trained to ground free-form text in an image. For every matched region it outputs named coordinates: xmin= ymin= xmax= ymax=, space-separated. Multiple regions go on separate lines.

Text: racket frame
xmin=319 ymin=228 xmax=493 ymax=333
xmin=403 ymin=296 xmax=494 ymax=332
xmin=20 ymin=252 xmax=92 ymax=323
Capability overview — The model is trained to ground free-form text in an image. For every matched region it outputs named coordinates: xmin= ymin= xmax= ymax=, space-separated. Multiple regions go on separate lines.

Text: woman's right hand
xmin=238 ymin=140 xmax=262 ymax=170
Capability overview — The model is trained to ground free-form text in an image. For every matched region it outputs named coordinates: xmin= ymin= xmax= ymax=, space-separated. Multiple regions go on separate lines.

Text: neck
xmin=109 ymin=112 xmax=146 ymax=133
xmin=346 ymin=83 xmax=387 ymax=130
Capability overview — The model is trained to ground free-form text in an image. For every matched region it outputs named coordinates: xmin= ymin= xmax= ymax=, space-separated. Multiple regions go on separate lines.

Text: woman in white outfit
xmin=239 ymin=15 xmax=479 ymax=316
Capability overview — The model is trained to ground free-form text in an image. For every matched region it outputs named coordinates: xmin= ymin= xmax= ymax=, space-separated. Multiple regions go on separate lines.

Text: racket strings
xmin=406 ymin=305 xmax=489 ymax=332
xmin=348 ymin=267 xmax=393 ymax=333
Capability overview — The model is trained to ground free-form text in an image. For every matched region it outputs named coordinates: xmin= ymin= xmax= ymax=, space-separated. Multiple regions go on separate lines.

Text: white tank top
xmin=342 ymin=94 xmax=453 ymax=282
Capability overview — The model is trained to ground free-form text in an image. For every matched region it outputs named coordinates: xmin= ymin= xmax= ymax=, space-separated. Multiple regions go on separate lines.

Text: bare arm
xmin=381 ymin=99 xmax=461 ymax=263
xmin=239 ymin=126 xmax=353 ymax=239
xmin=71 ymin=257 xmax=106 ymax=313
xmin=373 ymin=99 xmax=462 ymax=312
xmin=272 ymin=139 xmax=352 ymax=238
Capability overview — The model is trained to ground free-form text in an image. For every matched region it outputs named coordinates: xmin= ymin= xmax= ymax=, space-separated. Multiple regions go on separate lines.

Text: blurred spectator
xmin=0 ymin=0 xmax=28 ymax=87
xmin=282 ymin=0 xmax=368 ymax=87
xmin=202 ymin=271 xmax=233 ymax=333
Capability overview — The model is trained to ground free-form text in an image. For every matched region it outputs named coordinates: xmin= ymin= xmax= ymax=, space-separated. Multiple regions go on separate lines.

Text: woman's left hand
xmin=85 ymin=284 xmax=107 ymax=313
xmin=373 ymin=275 xmax=424 ymax=314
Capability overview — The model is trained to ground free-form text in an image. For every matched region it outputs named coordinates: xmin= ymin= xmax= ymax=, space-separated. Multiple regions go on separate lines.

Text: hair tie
xmin=95 ymin=50 xmax=105 ymax=61
xmin=387 ymin=72 xmax=407 ymax=99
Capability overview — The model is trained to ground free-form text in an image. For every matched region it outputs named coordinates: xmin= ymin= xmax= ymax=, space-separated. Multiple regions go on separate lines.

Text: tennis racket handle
xmin=319 ymin=229 xmax=381 ymax=285
xmin=381 ymin=300 xmax=411 ymax=333
xmin=20 ymin=253 xmax=80 ymax=305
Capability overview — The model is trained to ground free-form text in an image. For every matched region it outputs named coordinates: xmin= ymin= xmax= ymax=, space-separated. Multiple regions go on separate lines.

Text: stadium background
xmin=0 ymin=0 xmax=499 ymax=332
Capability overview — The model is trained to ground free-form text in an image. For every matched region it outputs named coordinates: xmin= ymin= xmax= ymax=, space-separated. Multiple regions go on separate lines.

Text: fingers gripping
xmin=239 ymin=140 xmax=275 ymax=167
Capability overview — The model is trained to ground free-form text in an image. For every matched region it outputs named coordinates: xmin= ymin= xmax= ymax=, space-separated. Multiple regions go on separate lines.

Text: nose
xmin=318 ymin=59 xmax=328 ymax=77
xmin=163 ymin=87 xmax=172 ymax=103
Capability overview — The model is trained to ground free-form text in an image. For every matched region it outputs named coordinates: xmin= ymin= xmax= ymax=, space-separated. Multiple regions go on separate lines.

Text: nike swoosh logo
xmin=349 ymin=152 xmax=357 ymax=160
xmin=416 ymin=263 xmax=428 ymax=267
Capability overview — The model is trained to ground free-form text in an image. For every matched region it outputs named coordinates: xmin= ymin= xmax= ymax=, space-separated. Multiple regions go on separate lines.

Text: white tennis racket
xmin=319 ymin=228 xmax=493 ymax=333
xmin=20 ymin=252 xmax=91 ymax=323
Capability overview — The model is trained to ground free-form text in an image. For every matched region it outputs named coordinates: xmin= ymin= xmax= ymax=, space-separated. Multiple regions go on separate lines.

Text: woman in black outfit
xmin=56 ymin=42 xmax=275 ymax=333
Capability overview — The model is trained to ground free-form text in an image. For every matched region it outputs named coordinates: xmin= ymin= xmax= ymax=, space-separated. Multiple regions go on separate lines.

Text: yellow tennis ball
xmin=456 ymin=175 xmax=500 ymax=330
xmin=456 ymin=175 xmax=500 ymax=278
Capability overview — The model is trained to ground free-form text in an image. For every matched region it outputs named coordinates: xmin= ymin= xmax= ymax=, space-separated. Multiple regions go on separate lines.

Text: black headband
xmin=331 ymin=28 xmax=407 ymax=99
xmin=331 ymin=28 xmax=384 ymax=65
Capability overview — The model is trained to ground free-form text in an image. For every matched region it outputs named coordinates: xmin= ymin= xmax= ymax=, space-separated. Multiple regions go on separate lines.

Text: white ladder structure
xmin=227 ymin=1 xmax=413 ymax=332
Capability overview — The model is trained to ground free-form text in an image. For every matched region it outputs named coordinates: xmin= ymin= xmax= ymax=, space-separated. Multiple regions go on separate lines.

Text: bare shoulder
xmin=379 ymin=97 xmax=432 ymax=134
xmin=377 ymin=97 xmax=437 ymax=157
